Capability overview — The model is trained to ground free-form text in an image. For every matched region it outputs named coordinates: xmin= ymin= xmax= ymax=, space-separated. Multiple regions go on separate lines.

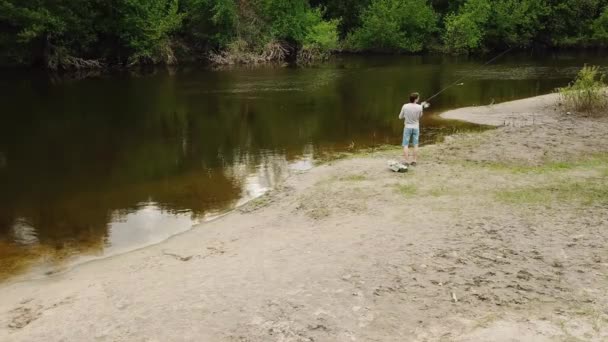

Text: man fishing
xmin=398 ymin=92 xmax=429 ymax=166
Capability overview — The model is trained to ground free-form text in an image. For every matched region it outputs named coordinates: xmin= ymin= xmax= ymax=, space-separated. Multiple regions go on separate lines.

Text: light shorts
xmin=402 ymin=128 xmax=420 ymax=146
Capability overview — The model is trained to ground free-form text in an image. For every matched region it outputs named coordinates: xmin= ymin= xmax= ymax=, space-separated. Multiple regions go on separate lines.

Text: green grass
xmin=428 ymin=184 xmax=462 ymax=197
xmin=482 ymin=153 xmax=608 ymax=174
xmin=496 ymin=179 xmax=608 ymax=206
xmin=397 ymin=184 xmax=417 ymax=196
xmin=340 ymin=174 xmax=366 ymax=181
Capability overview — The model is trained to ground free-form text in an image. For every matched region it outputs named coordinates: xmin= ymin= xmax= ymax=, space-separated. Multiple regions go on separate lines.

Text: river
xmin=0 ymin=51 xmax=605 ymax=280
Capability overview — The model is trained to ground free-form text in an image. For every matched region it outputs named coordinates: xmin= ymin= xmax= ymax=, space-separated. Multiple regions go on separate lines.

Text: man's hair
xmin=409 ymin=92 xmax=420 ymax=103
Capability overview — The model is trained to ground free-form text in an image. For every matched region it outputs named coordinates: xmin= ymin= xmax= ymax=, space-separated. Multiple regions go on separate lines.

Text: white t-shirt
xmin=398 ymin=103 xmax=424 ymax=129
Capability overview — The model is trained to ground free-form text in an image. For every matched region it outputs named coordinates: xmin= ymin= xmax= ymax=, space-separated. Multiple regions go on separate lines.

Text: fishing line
xmin=424 ymin=47 xmax=514 ymax=103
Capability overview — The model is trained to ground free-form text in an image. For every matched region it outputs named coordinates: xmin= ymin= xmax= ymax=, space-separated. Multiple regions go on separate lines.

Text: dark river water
xmin=1 ymin=51 xmax=605 ymax=280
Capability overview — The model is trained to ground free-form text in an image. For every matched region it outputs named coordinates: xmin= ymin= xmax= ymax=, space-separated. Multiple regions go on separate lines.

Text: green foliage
xmin=263 ymin=0 xmax=313 ymax=43
xmin=443 ymin=0 xmax=491 ymax=53
xmin=443 ymin=13 xmax=484 ymax=53
xmin=545 ymin=0 xmax=607 ymax=46
xmin=3 ymin=0 xmax=608 ymax=66
xmin=592 ymin=6 xmax=608 ymax=42
xmin=486 ymin=0 xmax=549 ymax=47
xmin=303 ymin=10 xmax=340 ymax=50
xmin=0 ymin=0 xmax=100 ymax=66
xmin=310 ymin=0 xmax=370 ymax=37
xmin=347 ymin=0 xmax=438 ymax=52
xmin=0 ymin=0 xmax=183 ymax=66
xmin=112 ymin=0 xmax=183 ymax=65
xmin=181 ymin=0 xmax=237 ymax=49
xmin=558 ymin=65 xmax=608 ymax=114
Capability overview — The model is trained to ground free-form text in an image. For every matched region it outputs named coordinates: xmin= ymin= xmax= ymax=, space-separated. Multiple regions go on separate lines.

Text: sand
xmin=440 ymin=93 xmax=560 ymax=127
xmin=1 ymin=94 xmax=607 ymax=341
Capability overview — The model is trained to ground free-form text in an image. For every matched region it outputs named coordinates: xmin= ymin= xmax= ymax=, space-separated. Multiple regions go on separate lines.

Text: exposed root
xmin=47 ymin=54 xmax=104 ymax=71
xmin=297 ymin=46 xmax=329 ymax=65
xmin=208 ymin=39 xmax=289 ymax=66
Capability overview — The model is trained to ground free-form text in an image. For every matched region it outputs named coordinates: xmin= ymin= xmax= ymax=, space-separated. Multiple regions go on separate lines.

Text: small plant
xmin=397 ymin=184 xmax=417 ymax=196
xmin=341 ymin=174 xmax=366 ymax=182
xmin=558 ymin=65 xmax=608 ymax=114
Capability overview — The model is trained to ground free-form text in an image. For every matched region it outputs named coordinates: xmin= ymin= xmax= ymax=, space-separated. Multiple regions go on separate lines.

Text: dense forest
xmin=1 ymin=0 xmax=608 ymax=69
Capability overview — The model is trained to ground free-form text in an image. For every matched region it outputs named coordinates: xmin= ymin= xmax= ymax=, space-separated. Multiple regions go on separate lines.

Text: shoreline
xmin=439 ymin=93 xmax=560 ymax=127
xmin=2 ymin=93 xmax=607 ymax=341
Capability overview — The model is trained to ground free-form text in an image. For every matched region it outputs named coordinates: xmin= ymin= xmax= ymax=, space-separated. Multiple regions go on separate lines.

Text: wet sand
xmin=1 ymin=94 xmax=607 ymax=341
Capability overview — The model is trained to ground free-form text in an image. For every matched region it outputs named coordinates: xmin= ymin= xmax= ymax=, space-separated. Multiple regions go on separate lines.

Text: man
xmin=398 ymin=92 xmax=429 ymax=166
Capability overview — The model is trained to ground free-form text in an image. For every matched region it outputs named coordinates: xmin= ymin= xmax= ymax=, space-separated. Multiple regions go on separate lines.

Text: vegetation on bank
xmin=2 ymin=0 xmax=608 ymax=69
xmin=558 ymin=65 xmax=608 ymax=114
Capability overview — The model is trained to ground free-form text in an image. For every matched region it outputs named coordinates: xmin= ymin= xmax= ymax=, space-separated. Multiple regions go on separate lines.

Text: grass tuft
xmin=497 ymin=179 xmax=608 ymax=206
xmin=482 ymin=153 xmax=608 ymax=174
xmin=340 ymin=174 xmax=366 ymax=182
xmin=557 ymin=65 xmax=608 ymax=115
xmin=397 ymin=184 xmax=417 ymax=196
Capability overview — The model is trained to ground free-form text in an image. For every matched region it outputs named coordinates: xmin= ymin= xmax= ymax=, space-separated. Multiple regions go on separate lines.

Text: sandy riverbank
xmin=1 ymin=94 xmax=607 ymax=341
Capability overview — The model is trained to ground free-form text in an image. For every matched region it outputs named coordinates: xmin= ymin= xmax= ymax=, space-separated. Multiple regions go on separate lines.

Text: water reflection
xmin=1 ymin=52 xmax=605 ymax=280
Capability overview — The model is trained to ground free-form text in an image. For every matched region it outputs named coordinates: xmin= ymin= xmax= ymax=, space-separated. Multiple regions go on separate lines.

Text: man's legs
xmin=402 ymin=128 xmax=412 ymax=163
xmin=411 ymin=129 xmax=420 ymax=164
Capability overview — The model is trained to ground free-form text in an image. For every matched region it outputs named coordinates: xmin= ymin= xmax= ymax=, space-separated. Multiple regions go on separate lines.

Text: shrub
xmin=299 ymin=9 xmax=340 ymax=62
xmin=443 ymin=0 xmax=491 ymax=53
xmin=485 ymin=0 xmax=549 ymax=48
xmin=0 ymin=0 xmax=101 ymax=68
xmin=181 ymin=0 xmax=238 ymax=50
xmin=592 ymin=6 xmax=608 ymax=42
xmin=303 ymin=10 xmax=340 ymax=51
xmin=546 ymin=0 xmax=604 ymax=47
xmin=558 ymin=65 xmax=608 ymax=114
xmin=113 ymin=0 xmax=184 ymax=65
xmin=443 ymin=12 xmax=484 ymax=53
xmin=346 ymin=0 xmax=438 ymax=52
xmin=263 ymin=0 xmax=315 ymax=44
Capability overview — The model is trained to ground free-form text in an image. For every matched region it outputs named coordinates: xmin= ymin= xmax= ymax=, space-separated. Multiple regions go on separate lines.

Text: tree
xmin=180 ymin=0 xmax=238 ymax=51
xmin=310 ymin=0 xmax=370 ymax=38
xmin=347 ymin=0 xmax=438 ymax=52
xmin=544 ymin=0 xmax=605 ymax=46
xmin=592 ymin=6 xmax=608 ymax=42
xmin=485 ymin=0 xmax=549 ymax=48
xmin=443 ymin=0 xmax=491 ymax=53
xmin=0 ymin=0 xmax=101 ymax=67
xmin=110 ymin=0 xmax=183 ymax=65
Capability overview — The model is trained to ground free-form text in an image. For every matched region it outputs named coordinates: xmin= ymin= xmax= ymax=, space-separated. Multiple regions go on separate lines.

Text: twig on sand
xmin=163 ymin=252 xmax=194 ymax=262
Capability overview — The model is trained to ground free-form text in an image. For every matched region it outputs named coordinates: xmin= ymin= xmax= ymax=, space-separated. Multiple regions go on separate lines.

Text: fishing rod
xmin=423 ymin=47 xmax=515 ymax=103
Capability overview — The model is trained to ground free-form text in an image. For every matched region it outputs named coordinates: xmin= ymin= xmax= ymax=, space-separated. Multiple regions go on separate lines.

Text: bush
xmin=443 ymin=0 xmax=490 ymax=53
xmin=485 ymin=0 xmax=549 ymax=48
xmin=592 ymin=7 xmax=608 ymax=42
xmin=347 ymin=0 xmax=438 ymax=52
xmin=443 ymin=12 xmax=484 ymax=53
xmin=0 ymin=0 xmax=101 ymax=68
xmin=298 ymin=8 xmax=340 ymax=62
xmin=113 ymin=0 xmax=184 ymax=65
xmin=546 ymin=0 xmax=605 ymax=47
xmin=302 ymin=9 xmax=340 ymax=51
xmin=262 ymin=0 xmax=316 ymax=44
xmin=181 ymin=0 xmax=238 ymax=50
xmin=558 ymin=65 xmax=608 ymax=114
xmin=207 ymin=1 xmax=339 ymax=65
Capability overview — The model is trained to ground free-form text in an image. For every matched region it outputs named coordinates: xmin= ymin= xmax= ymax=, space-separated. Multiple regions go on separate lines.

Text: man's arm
xmin=420 ymin=102 xmax=430 ymax=118
xmin=398 ymin=105 xmax=405 ymax=119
